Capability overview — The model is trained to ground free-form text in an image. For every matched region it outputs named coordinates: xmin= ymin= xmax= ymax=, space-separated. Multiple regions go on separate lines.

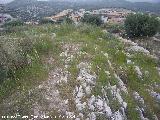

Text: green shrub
xmin=124 ymin=13 xmax=160 ymax=38
xmin=105 ymin=24 xmax=124 ymax=34
xmin=64 ymin=17 xmax=74 ymax=24
xmin=0 ymin=32 xmax=55 ymax=82
xmin=81 ymin=14 xmax=102 ymax=26
xmin=0 ymin=47 xmax=8 ymax=82
xmin=0 ymin=65 xmax=7 ymax=81
xmin=3 ymin=20 xmax=24 ymax=27
xmin=158 ymin=18 xmax=160 ymax=33
xmin=0 ymin=37 xmax=34 ymax=81
xmin=39 ymin=18 xmax=55 ymax=24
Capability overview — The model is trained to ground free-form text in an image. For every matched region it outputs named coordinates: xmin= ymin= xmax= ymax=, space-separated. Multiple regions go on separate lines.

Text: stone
xmin=95 ymin=98 xmax=104 ymax=111
xmin=111 ymin=111 xmax=123 ymax=120
xmin=150 ymin=91 xmax=160 ymax=102
xmin=88 ymin=95 xmax=96 ymax=111
xmin=86 ymin=86 xmax=91 ymax=95
xmin=135 ymin=66 xmax=142 ymax=78
xmin=127 ymin=59 xmax=132 ymax=64
xmin=88 ymin=112 xmax=96 ymax=120
xmin=128 ymin=46 xmax=150 ymax=54
xmin=133 ymin=92 xmax=144 ymax=104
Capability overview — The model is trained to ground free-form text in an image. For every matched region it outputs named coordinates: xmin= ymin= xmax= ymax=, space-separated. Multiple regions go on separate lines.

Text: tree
xmin=158 ymin=17 xmax=160 ymax=33
xmin=81 ymin=14 xmax=102 ymax=26
xmin=124 ymin=13 xmax=160 ymax=38
xmin=3 ymin=20 xmax=24 ymax=27
xmin=39 ymin=18 xmax=55 ymax=24
xmin=64 ymin=17 xmax=74 ymax=24
xmin=106 ymin=24 xmax=124 ymax=34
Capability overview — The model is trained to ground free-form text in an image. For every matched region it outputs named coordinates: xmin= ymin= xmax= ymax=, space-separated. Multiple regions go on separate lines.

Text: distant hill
xmin=4 ymin=0 xmax=160 ymax=21
xmin=131 ymin=2 xmax=160 ymax=13
xmin=76 ymin=0 xmax=160 ymax=13
xmin=5 ymin=0 xmax=75 ymax=21
xmin=0 ymin=0 xmax=13 ymax=4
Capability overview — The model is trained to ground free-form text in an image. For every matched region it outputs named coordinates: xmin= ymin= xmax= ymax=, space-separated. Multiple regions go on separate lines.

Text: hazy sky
xmin=127 ymin=0 xmax=160 ymax=2
xmin=0 ymin=0 xmax=160 ymax=4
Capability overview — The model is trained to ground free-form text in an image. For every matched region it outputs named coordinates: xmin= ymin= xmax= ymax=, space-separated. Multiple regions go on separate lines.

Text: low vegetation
xmin=2 ymin=20 xmax=24 ymax=27
xmin=103 ymin=23 xmax=124 ymax=34
xmin=0 ymin=22 xmax=160 ymax=119
xmin=0 ymin=25 xmax=54 ymax=99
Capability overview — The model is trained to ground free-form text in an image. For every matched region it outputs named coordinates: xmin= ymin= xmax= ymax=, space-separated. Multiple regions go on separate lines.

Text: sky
xmin=127 ymin=0 xmax=160 ymax=2
xmin=0 ymin=0 xmax=160 ymax=4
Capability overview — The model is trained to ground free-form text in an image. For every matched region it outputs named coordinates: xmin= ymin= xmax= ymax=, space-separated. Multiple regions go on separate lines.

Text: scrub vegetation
xmin=0 ymin=23 xmax=160 ymax=119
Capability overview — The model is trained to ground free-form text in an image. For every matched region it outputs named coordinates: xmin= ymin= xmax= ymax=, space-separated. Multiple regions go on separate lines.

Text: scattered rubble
xmin=119 ymin=37 xmax=138 ymax=46
xmin=111 ymin=111 xmax=123 ymax=120
xmin=127 ymin=59 xmax=132 ymax=64
xmin=73 ymin=61 xmax=128 ymax=119
xmin=150 ymin=91 xmax=160 ymax=102
xmin=114 ymin=74 xmax=128 ymax=94
xmin=136 ymin=107 xmax=149 ymax=120
xmin=133 ymin=92 xmax=144 ymax=104
xmin=127 ymin=46 xmax=150 ymax=54
xmin=134 ymin=66 xmax=143 ymax=78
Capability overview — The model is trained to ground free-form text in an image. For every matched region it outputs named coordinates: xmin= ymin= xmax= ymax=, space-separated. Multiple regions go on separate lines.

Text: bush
xmin=39 ymin=18 xmax=55 ymax=24
xmin=124 ymin=13 xmax=160 ymax=38
xmin=105 ymin=24 xmax=124 ymax=34
xmin=0 ymin=34 xmax=35 ymax=82
xmin=81 ymin=14 xmax=102 ymax=26
xmin=3 ymin=20 xmax=24 ymax=27
xmin=0 ymin=47 xmax=8 ymax=81
xmin=0 ymin=31 xmax=54 ymax=82
xmin=64 ymin=17 xmax=74 ymax=24
xmin=158 ymin=18 xmax=160 ymax=33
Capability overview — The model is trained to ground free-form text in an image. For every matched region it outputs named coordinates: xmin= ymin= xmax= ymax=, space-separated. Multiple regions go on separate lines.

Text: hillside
xmin=4 ymin=0 xmax=160 ymax=22
xmin=0 ymin=24 xmax=160 ymax=119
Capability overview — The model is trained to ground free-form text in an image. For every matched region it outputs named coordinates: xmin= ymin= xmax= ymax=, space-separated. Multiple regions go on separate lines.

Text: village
xmin=45 ymin=8 xmax=133 ymax=24
xmin=0 ymin=7 xmax=133 ymax=25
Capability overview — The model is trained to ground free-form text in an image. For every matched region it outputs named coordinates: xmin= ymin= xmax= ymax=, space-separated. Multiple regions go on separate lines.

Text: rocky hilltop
xmin=0 ymin=24 xmax=159 ymax=120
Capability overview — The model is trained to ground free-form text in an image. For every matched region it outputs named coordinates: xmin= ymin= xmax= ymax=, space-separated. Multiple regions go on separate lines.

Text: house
xmin=46 ymin=9 xmax=73 ymax=22
xmin=69 ymin=10 xmax=85 ymax=23
xmin=108 ymin=17 xmax=125 ymax=24
xmin=70 ymin=13 xmax=81 ymax=23
xmin=44 ymin=8 xmax=132 ymax=24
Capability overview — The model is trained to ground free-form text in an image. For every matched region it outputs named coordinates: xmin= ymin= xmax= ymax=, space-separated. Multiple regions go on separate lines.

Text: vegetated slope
xmin=5 ymin=0 xmax=75 ymax=21
xmin=0 ymin=24 xmax=160 ymax=120
xmin=4 ymin=0 xmax=160 ymax=22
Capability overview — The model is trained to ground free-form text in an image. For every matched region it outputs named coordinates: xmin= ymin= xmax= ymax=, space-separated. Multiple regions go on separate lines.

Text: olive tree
xmin=124 ymin=13 xmax=159 ymax=38
xmin=81 ymin=14 xmax=102 ymax=26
